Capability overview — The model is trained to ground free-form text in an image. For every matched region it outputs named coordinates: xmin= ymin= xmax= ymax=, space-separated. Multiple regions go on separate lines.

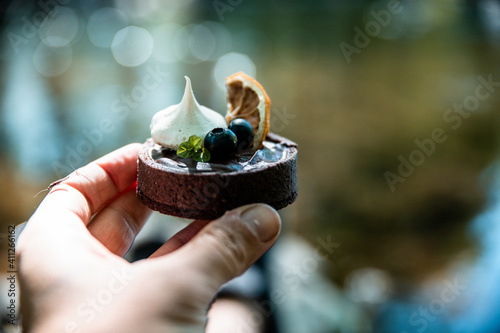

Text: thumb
xmin=175 ymin=204 xmax=281 ymax=292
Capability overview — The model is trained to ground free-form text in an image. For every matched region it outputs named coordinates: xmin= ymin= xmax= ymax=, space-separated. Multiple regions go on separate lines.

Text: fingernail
xmin=241 ymin=204 xmax=280 ymax=242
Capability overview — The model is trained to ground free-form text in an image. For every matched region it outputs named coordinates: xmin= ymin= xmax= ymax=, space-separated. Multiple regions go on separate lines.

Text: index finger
xmin=33 ymin=143 xmax=141 ymax=227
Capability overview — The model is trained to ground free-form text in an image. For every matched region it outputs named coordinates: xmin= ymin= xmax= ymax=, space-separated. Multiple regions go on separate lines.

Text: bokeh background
xmin=2 ymin=0 xmax=500 ymax=332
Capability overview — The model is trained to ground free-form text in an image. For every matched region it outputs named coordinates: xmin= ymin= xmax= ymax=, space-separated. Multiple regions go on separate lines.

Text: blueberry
xmin=229 ymin=118 xmax=254 ymax=151
xmin=204 ymin=128 xmax=237 ymax=161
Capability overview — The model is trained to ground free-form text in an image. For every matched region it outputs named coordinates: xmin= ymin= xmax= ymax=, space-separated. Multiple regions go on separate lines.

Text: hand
xmin=17 ymin=143 xmax=281 ymax=333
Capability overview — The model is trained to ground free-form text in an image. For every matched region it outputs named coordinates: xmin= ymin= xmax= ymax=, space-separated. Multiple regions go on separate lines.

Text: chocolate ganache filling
xmin=149 ymin=134 xmax=295 ymax=173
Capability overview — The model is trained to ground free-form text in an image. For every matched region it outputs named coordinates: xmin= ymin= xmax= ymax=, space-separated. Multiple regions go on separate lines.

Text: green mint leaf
xmin=193 ymin=148 xmax=211 ymax=163
xmin=177 ymin=142 xmax=194 ymax=158
xmin=188 ymin=135 xmax=202 ymax=151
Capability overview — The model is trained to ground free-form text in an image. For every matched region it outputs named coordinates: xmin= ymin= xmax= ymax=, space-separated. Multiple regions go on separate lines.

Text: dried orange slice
xmin=225 ymin=72 xmax=270 ymax=150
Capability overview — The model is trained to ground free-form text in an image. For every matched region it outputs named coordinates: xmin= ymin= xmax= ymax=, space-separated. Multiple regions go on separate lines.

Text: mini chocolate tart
xmin=137 ymin=132 xmax=298 ymax=219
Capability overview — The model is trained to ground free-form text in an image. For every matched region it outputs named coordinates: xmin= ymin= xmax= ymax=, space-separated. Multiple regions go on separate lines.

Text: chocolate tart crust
xmin=136 ymin=132 xmax=298 ymax=220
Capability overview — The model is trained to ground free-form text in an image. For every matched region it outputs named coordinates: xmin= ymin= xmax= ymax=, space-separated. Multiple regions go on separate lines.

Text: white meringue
xmin=150 ymin=76 xmax=227 ymax=149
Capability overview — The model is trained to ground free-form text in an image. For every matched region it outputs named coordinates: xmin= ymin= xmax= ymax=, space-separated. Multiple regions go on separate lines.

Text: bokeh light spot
xmin=39 ymin=7 xmax=79 ymax=47
xmin=189 ymin=24 xmax=216 ymax=61
xmin=33 ymin=43 xmax=73 ymax=77
xmin=348 ymin=268 xmax=392 ymax=304
xmin=213 ymin=52 xmax=256 ymax=90
xmin=111 ymin=26 xmax=154 ymax=67
xmin=172 ymin=24 xmax=222 ymax=63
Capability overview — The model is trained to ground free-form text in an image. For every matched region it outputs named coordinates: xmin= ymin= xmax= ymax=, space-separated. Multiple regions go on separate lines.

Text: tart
xmin=136 ymin=73 xmax=298 ymax=219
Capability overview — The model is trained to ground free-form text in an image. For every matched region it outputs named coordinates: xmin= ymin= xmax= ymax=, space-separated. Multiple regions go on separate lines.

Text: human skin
xmin=16 ymin=143 xmax=281 ymax=333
